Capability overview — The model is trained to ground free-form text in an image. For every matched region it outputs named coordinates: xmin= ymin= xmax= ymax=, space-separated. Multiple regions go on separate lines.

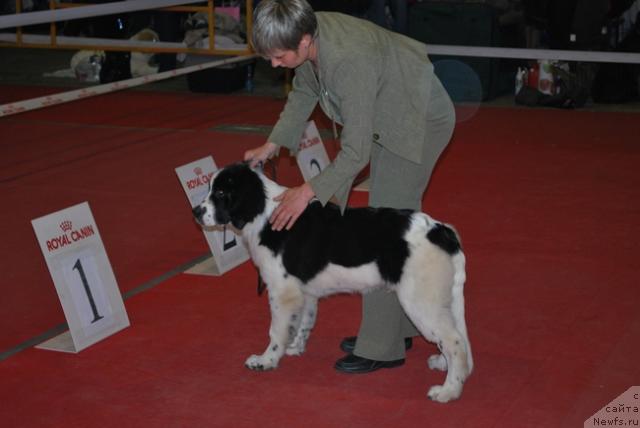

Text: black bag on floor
xmin=185 ymin=55 xmax=254 ymax=94
xmin=186 ymin=65 xmax=247 ymax=93
xmin=515 ymin=63 xmax=594 ymax=109
xmin=99 ymin=51 xmax=132 ymax=83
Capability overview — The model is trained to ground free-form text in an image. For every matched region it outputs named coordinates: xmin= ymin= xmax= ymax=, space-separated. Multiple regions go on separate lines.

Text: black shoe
xmin=334 ymin=354 xmax=405 ymax=374
xmin=339 ymin=336 xmax=413 ymax=354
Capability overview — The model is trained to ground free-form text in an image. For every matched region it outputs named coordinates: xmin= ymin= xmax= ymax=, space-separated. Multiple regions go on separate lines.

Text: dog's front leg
xmin=245 ymin=283 xmax=304 ymax=371
xmin=286 ymin=294 xmax=318 ymax=356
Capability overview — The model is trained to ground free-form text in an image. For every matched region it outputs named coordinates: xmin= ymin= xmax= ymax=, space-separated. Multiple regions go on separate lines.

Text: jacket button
xmin=373 ymin=133 xmax=380 ymax=140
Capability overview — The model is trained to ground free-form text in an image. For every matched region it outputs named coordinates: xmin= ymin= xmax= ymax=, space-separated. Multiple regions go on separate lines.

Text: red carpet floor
xmin=1 ymin=85 xmax=639 ymax=427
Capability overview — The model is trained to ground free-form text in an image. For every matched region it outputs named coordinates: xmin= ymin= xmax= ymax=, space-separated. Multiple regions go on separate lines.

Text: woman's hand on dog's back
xmin=270 ymin=183 xmax=316 ymax=231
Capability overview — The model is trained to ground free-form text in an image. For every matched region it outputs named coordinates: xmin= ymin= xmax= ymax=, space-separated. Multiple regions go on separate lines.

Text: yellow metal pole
xmin=16 ymin=0 xmax=22 ymax=45
xmin=246 ymin=0 xmax=253 ymax=50
xmin=207 ymin=0 xmax=215 ymax=54
xmin=49 ymin=0 xmax=57 ymax=47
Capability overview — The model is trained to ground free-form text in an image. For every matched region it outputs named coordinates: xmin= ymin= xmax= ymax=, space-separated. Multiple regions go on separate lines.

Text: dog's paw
xmin=427 ymin=354 xmax=447 ymax=371
xmin=427 ymin=384 xmax=461 ymax=403
xmin=244 ymin=354 xmax=277 ymax=371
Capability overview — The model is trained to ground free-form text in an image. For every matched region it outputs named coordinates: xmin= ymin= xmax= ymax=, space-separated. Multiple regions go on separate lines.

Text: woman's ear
xmin=299 ymin=34 xmax=312 ymax=49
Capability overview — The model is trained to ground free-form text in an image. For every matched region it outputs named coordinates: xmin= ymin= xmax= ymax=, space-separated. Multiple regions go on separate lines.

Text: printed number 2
xmin=223 ymin=226 xmax=237 ymax=251
xmin=73 ymin=258 xmax=104 ymax=323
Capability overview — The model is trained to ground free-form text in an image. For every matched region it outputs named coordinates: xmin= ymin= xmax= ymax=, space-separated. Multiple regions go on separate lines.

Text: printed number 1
xmin=73 ymin=258 xmax=104 ymax=323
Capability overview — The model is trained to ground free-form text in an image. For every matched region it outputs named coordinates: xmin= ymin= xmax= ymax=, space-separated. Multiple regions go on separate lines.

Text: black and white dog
xmin=192 ymin=163 xmax=472 ymax=402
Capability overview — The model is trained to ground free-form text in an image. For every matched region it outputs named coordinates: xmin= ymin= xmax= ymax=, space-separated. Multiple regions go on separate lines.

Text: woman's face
xmin=265 ymin=35 xmax=313 ymax=69
xmin=267 ymin=48 xmax=304 ymax=68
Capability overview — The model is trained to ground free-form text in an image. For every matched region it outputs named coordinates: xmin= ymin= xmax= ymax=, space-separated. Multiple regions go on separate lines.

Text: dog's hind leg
xmin=423 ymin=314 xmax=469 ymax=403
xmin=397 ymin=267 xmax=470 ymax=402
xmin=286 ymin=295 xmax=318 ymax=356
xmin=450 ymin=252 xmax=473 ymax=374
xmin=245 ymin=282 xmax=304 ymax=371
xmin=401 ymin=301 xmax=470 ymax=402
xmin=427 ymin=253 xmax=472 ymax=375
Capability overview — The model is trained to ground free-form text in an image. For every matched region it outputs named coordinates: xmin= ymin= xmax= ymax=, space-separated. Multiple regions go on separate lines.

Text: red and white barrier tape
xmin=0 ymin=54 xmax=257 ymax=118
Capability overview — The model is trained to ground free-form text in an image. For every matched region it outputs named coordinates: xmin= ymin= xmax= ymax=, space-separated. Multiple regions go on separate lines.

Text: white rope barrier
xmin=426 ymin=44 xmax=640 ymax=65
xmin=0 ymin=54 xmax=257 ymax=118
xmin=0 ymin=0 xmax=198 ymax=30
xmin=2 ymin=32 xmax=636 ymax=64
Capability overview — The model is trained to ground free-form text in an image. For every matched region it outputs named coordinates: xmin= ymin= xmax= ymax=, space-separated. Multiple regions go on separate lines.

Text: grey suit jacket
xmin=268 ymin=12 xmax=443 ymax=208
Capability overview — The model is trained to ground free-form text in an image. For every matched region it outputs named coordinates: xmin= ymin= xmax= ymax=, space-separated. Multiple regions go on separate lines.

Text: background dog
xmin=129 ymin=28 xmax=159 ymax=77
xmin=192 ymin=163 xmax=472 ymax=402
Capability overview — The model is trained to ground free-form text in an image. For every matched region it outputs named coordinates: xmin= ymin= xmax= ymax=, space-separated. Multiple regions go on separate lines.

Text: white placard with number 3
xmin=296 ymin=120 xmax=330 ymax=181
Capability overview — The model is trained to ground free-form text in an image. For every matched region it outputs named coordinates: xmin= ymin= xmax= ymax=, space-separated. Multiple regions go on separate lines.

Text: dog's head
xmin=192 ymin=163 xmax=266 ymax=230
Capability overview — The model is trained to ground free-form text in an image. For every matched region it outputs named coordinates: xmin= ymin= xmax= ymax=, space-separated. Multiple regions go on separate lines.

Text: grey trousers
xmin=352 ymin=78 xmax=455 ymax=361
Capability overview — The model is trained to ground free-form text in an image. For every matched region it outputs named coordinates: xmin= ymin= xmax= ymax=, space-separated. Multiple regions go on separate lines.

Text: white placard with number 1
xmin=31 ymin=202 xmax=130 ymax=353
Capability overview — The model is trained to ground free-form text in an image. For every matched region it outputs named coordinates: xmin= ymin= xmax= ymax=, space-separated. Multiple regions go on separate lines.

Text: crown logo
xmin=60 ymin=220 xmax=73 ymax=232
xmin=194 ymin=167 xmax=203 ymax=176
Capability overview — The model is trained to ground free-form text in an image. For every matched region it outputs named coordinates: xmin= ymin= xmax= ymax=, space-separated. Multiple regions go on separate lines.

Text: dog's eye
xmin=214 ymin=190 xmax=225 ymax=199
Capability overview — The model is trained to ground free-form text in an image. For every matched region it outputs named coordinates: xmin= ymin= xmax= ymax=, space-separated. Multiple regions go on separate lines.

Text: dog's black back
xmin=260 ymin=202 xmax=414 ymax=284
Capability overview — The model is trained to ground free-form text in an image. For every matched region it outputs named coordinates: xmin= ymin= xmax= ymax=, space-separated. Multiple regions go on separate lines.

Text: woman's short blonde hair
xmin=252 ymin=0 xmax=317 ymax=57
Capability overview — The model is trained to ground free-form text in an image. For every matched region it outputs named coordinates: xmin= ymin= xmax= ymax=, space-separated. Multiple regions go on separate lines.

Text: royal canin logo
xmin=186 ymin=167 xmax=214 ymax=190
xmin=46 ymin=220 xmax=95 ymax=252
xmin=299 ymin=136 xmax=321 ymax=150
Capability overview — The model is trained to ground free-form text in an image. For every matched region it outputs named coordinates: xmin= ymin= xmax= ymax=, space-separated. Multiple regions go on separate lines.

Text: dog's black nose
xmin=192 ymin=205 xmax=205 ymax=220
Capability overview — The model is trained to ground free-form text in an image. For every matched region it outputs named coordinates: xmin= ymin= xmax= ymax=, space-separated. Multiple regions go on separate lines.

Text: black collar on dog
xmin=257 ymin=273 xmax=266 ymax=296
